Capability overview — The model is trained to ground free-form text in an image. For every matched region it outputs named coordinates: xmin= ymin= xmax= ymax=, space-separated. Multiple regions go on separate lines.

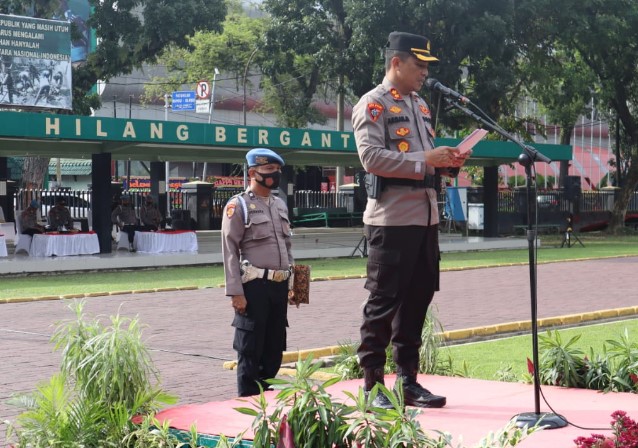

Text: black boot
xmin=396 ymin=367 xmax=446 ymax=408
xmin=363 ymin=367 xmax=393 ymax=410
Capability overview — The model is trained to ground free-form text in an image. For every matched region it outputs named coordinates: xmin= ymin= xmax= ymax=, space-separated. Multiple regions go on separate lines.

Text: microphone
xmin=425 ymin=78 xmax=469 ymax=104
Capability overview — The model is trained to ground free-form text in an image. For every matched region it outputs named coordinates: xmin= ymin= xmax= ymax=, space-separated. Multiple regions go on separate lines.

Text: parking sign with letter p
xmin=196 ymin=80 xmax=210 ymax=99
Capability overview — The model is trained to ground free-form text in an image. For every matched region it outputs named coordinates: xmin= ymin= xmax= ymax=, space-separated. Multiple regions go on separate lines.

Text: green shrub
xmin=5 ymin=300 xmax=177 ymax=447
xmin=538 ymin=330 xmax=586 ymax=387
xmin=333 ymin=309 xmax=459 ymax=380
xmin=236 ymin=356 xmax=540 ymax=447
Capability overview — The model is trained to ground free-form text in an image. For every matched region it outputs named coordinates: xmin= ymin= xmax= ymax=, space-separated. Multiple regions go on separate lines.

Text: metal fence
xmin=495 ymin=189 xmax=638 ymax=214
xmin=13 ymin=187 xmax=638 ymax=230
xmin=16 ymin=189 xmax=93 ymax=219
xmin=293 ymin=190 xmax=350 ymax=209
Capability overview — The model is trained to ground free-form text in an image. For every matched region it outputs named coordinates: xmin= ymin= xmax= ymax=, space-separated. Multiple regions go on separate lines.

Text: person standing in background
xmin=221 ymin=147 xmax=295 ymax=397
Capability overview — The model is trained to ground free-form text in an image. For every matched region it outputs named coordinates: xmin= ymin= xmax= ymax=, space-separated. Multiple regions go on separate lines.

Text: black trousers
xmin=358 ymin=224 xmax=440 ymax=371
xmin=232 ymin=278 xmax=288 ymax=397
xmin=122 ymin=224 xmax=141 ymax=243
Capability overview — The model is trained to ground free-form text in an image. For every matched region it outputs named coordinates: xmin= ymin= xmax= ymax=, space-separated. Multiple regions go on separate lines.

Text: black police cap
xmin=386 ymin=31 xmax=439 ymax=63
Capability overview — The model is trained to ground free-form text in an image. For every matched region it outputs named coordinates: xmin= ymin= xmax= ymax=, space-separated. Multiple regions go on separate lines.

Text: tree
xmin=142 ymin=3 xmax=267 ymax=108
xmin=73 ymin=0 xmax=227 ymax=114
xmin=525 ymin=0 xmax=638 ymax=232
xmin=259 ymin=0 xmax=355 ymax=128
xmin=259 ymin=0 xmax=532 ymax=132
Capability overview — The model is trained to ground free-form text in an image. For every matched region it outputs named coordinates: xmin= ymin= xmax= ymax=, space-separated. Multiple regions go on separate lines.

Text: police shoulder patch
xmin=367 ymin=103 xmax=383 ymax=122
xmin=226 ymin=202 xmax=236 ymax=218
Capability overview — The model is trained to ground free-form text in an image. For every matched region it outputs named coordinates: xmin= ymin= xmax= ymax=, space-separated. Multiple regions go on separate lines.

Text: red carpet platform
xmin=154 ymin=374 xmax=638 ymax=447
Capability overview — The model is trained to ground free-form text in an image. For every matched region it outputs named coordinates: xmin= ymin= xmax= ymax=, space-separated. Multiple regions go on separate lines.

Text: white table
xmin=0 ymin=222 xmax=15 ymax=242
xmin=31 ymin=232 xmax=100 ymax=257
xmin=134 ymin=230 xmax=198 ymax=254
xmin=0 ymin=235 xmax=7 ymax=257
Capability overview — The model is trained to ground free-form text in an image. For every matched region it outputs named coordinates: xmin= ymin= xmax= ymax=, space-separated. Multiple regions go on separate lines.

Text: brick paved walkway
xmin=1 ymin=256 xmax=636 ymax=439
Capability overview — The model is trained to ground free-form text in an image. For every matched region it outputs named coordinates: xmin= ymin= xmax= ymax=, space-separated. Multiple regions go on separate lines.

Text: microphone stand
xmin=444 ymin=98 xmax=567 ymax=429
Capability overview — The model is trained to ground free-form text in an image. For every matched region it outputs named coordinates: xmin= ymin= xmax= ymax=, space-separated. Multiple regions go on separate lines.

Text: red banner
xmin=123 ymin=176 xmax=243 ymax=190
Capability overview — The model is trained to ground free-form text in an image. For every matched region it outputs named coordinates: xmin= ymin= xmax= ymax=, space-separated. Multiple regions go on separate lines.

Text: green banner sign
xmin=0 ymin=111 xmax=357 ymax=152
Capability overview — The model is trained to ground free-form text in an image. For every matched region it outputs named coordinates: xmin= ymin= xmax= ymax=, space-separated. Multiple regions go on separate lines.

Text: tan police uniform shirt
xmin=352 ymin=77 xmax=439 ymax=226
xmin=221 ymin=190 xmax=294 ymax=296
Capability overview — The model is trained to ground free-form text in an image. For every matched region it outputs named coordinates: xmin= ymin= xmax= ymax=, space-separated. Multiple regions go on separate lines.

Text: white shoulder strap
xmin=236 ymin=195 xmax=250 ymax=227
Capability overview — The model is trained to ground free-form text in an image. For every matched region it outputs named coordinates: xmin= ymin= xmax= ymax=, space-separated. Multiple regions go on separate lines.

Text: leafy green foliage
xmin=6 ymin=300 xmax=177 ymax=446
xmin=518 ymin=0 xmax=638 ymax=231
xmin=143 ymin=6 xmax=267 ymax=105
xmin=5 ymin=374 xmax=108 ymax=447
xmin=51 ymin=301 xmax=175 ymax=412
xmin=238 ymin=356 xmax=446 ymax=447
xmin=237 ymin=356 xmax=539 ymax=447
xmin=538 ymin=330 xmax=586 ymax=387
xmin=331 ymin=308 xmax=463 ymax=382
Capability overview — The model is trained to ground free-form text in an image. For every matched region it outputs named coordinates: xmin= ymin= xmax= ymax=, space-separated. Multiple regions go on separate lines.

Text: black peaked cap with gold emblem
xmin=386 ymin=31 xmax=439 ymax=64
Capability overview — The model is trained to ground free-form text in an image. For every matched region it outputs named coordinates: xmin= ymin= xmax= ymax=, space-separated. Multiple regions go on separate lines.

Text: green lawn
xmin=443 ymin=318 xmax=638 ymax=381
xmin=1 ymin=234 xmax=637 ymax=300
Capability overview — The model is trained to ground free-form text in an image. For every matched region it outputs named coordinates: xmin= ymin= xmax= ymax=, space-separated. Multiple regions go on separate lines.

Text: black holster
xmin=364 ymin=172 xmax=383 ymax=199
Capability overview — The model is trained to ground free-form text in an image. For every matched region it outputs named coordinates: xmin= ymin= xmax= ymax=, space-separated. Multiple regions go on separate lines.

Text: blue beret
xmin=246 ymin=148 xmax=285 ymax=167
xmin=30 ymin=199 xmax=40 ymax=208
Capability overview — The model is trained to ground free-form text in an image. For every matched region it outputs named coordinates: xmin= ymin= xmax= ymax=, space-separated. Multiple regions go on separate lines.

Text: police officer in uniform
xmin=111 ymin=195 xmax=140 ymax=251
xmin=352 ymin=31 xmax=471 ymax=409
xmin=48 ymin=197 xmax=74 ymax=230
xmin=221 ymin=148 xmax=294 ymax=397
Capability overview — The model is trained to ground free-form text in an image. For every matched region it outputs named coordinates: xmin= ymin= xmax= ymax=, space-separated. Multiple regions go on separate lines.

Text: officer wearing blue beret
xmin=245 ymin=147 xmax=285 ymax=168
xmin=351 ymin=31 xmax=472 ymax=409
xmin=221 ymin=147 xmax=295 ymax=397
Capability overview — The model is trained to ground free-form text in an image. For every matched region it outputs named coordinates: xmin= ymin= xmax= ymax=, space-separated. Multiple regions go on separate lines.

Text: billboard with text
xmin=0 ymin=13 xmax=72 ymax=110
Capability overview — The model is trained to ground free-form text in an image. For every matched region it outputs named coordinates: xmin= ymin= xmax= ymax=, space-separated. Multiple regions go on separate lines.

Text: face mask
xmin=255 ymin=170 xmax=281 ymax=190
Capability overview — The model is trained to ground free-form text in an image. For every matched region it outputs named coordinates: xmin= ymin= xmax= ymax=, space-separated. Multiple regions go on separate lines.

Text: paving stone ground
xmin=1 ymin=256 xmax=636 ymax=442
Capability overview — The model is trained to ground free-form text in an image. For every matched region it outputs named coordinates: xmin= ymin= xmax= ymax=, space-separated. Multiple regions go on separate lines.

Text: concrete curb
xmin=3 ymin=254 xmax=636 ymax=305
xmin=221 ymin=304 xmax=638 ymax=371
xmin=1 ymin=285 xmax=199 ymax=304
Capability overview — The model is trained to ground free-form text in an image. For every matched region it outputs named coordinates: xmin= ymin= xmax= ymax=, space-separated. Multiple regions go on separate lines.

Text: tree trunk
xmin=21 ymin=156 xmax=50 ymax=190
xmin=608 ymin=155 xmax=638 ymax=233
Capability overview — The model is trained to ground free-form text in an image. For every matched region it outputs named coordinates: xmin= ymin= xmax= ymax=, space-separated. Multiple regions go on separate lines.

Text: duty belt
xmin=240 ymin=261 xmax=291 ymax=283
xmin=383 ymin=174 xmax=437 ymax=189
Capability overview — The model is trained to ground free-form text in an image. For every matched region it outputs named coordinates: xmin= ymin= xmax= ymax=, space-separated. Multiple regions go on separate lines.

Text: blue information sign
xmin=171 ymin=91 xmax=197 ymax=111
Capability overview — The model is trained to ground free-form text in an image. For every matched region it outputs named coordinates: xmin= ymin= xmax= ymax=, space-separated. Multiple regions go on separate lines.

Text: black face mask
xmin=255 ymin=170 xmax=281 ymax=190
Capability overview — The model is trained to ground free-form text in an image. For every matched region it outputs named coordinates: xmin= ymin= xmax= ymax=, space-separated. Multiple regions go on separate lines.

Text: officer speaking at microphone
xmin=221 ymin=147 xmax=295 ymax=397
xmin=352 ymin=31 xmax=471 ymax=409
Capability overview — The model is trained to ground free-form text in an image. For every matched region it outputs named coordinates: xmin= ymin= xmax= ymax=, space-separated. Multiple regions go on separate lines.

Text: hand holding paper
xmin=457 ymin=129 xmax=488 ymax=156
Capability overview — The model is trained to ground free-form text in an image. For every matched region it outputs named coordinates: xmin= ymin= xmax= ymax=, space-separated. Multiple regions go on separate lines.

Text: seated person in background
xmin=140 ymin=195 xmax=162 ymax=231
xmin=21 ymin=200 xmax=46 ymax=236
xmin=111 ymin=195 xmax=139 ymax=251
xmin=48 ymin=197 xmax=75 ymax=231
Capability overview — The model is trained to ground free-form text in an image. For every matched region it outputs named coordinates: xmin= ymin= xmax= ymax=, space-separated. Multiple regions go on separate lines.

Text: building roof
xmin=8 ymin=157 xmax=93 ymax=179
xmin=48 ymin=158 xmax=92 ymax=176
